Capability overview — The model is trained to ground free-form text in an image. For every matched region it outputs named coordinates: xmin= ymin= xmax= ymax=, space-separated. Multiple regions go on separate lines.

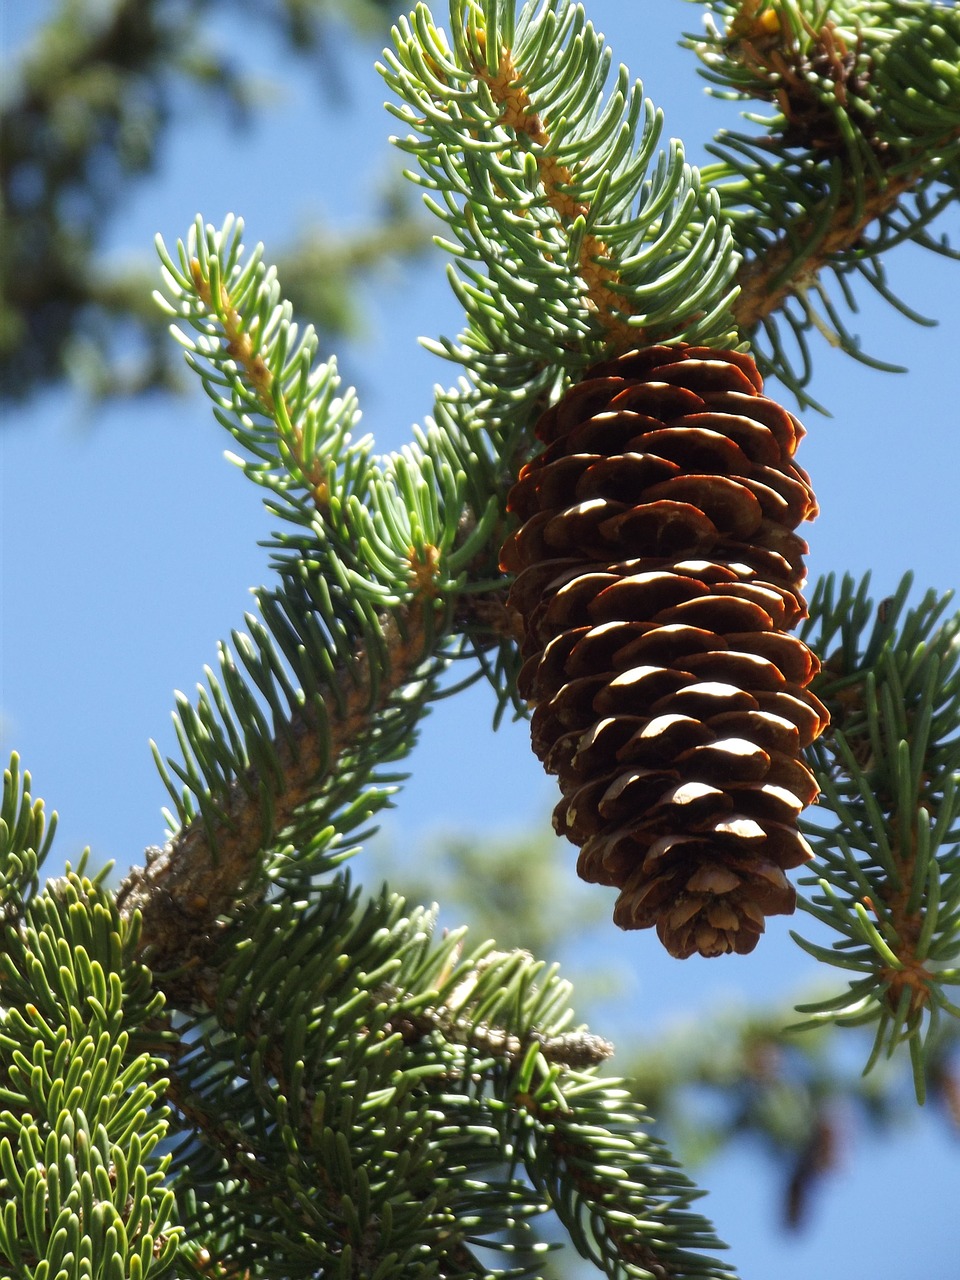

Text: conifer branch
xmin=117 ymin=604 xmax=430 ymax=977
xmin=162 ymin=942 xmax=612 ymax=1269
xmin=0 ymin=867 xmax=180 ymax=1276
xmin=380 ymin=0 xmax=740 ymax=413
xmin=145 ymin=880 xmax=730 ymax=1275
xmin=381 ymin=980 xmax=616 ymax=1066
xmin=470 ymin=32 xmax=663 ymax=349
xmin=795 ymin=573 xmax=960 ymax=1096
xmin=115 ymin=217 xmax=494 ymax=983
xmin=520 ymin=1079 xmax=735 ymax=1278
xmin=731 ymin=165 xmax=923 ymax=330
xmin=687 ymin=0 xmax=960 ymax=403
xmin=119 ymin=241 xmax=432 ymax=967
xmin=0 ymin=755 xmax=55 ymax=923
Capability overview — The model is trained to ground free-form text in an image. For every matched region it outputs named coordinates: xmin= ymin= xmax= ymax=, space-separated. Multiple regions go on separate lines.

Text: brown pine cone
xmin=500 ymin=345 xmax=828 ymax=958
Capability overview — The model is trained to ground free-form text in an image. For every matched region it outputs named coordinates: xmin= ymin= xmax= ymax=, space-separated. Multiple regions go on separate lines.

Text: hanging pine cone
xmin=500 ymin=345 xmax=828 ymax=958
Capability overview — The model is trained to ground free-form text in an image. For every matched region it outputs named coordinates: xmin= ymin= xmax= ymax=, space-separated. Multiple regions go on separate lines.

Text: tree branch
xmin=117 ymin=604 xmax=428 ymax=980
xmin=732 ymin=167 xmax=924 ymax=331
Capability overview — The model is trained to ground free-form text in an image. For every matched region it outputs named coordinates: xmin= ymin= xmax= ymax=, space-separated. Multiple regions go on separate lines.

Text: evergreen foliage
xmin=687 ymin=0 xmax=960 ymax=406
xmin=2 ymin=0 xmax=959 ymax=1275
xmin=796 ymin=571 xmax=960 ymax=1095
xmin=0 ymin=827 xmax=177 ymax=1276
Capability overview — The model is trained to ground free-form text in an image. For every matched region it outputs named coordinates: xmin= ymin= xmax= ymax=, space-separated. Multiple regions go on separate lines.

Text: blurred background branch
xmin=0 ymin=0 xmax=430 ymax=402
xmin=378 ymin=821 xmax=960 ymax=1241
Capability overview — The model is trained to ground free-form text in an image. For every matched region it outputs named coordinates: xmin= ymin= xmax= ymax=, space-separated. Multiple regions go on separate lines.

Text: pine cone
xmin=500 ymin=345 xmax=828 ymax=958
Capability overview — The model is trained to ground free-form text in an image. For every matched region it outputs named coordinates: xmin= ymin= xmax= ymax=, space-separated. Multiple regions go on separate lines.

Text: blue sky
xmin=2 ymin=2 xmax=959 ymax=1276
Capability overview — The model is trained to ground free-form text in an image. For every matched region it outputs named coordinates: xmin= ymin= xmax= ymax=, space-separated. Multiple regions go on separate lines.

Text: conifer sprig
xmin=796 ymin=573 xmax=960 ymax=1097
xmin=160 ymin=874 xmax=733 ymax=1279
xmin=0 ymin=867 xmax=178 ymax=1277
xmin=0 ymin=755 xmax=56 ymax=924
xmin=685 ymin=0 xmax=960 ymax=405
xmin=379 ymin=0 xmax=741 ymax=416
xmin=120 ymin=217 xmax=502 ymax=976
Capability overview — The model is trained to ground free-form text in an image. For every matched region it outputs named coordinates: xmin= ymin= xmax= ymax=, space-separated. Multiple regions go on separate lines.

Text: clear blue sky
xmin=2 ymin=2 xmax=959 ymax=1277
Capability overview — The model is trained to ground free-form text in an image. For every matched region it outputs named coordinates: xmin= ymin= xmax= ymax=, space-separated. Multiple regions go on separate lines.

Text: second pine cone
xmin=500 ymin=345 xmax=829 ymax=958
